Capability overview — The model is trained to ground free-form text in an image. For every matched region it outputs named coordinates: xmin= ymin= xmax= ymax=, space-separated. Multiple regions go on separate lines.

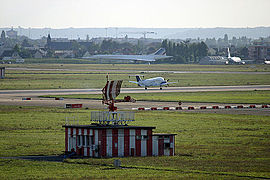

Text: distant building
xmin=1 ymin=50 xmax=24 ymax=62
xmin=199 ymin=56 xmax=227 ymax=65
xmin=46 ymin=34 xmax=93 ymax=57
xmin=6 ymin=28 xmax=18 ymax=39
xmin=34 ymin=50 xmax=43 ymax=58
xmin=248 ymin=42 xmax=270 ymax=62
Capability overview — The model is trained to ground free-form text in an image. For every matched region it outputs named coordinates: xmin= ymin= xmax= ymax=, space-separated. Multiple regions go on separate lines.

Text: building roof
xmin=62 ymin=124 xmax=156 ymax=129
xmin=153 ymin=133 xmax=177 ymax=136
xmin=1 ymin=50 xmax=14 ymax=57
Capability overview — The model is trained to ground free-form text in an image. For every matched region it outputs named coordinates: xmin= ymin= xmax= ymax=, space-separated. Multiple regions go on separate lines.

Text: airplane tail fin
xmin=227 ymin=48 xmax=231 ymax=58
xmin=136 ymin=75 xmax=142 ymax=82
xmin=152 ymin=48 xmax=166 ymax=55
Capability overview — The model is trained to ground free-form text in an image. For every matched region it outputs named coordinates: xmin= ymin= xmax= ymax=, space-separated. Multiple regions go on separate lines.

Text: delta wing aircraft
xmin=82 ymin=48 xmax=172 ymax=63
xmin=226 ymin=48 xmax=245 ymax=64
xmin=129 ymin=75 xmax=176 ymax=90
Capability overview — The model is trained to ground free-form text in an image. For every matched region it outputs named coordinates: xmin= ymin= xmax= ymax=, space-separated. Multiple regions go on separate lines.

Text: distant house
xmin=34 ymin=51 xmax=43 ymax=58
xmin=54 ymin=50 xmax=75 ymax=58
xmin=33 ymin=49 xmax=47 ymax=58
xmin=1 ymin=50 xmax=24 ymax=63
xmin=83 ymin=51 xmax=91 ymax=57
xmin=46 ymin=34 xmax=93 ymax=57
xmin=1 ymin=50 xmax=14 ymax=60
xmin=199 ymin=56 xmax=227 ymax=65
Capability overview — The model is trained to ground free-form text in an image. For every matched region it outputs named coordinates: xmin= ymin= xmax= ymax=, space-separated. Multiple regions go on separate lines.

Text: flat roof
xmin=153 ymin=133 xmax=177 ymax=136
xmin=63 ymin=124 xmax=156 ymax=129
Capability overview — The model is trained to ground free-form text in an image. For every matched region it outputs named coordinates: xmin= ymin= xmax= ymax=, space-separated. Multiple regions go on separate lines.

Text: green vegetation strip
xmin=0 ymin=105 xmax=269 ymax=178
xmin=4 ymin=63 xmax=270 ymax=72
xmin=2 ymin=70 xmax=270 ymax=90
xmin=43 ymin=90 xmax=270 ymax=104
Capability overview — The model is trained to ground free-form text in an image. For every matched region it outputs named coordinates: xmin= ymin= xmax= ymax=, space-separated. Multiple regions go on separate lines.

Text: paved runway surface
xmin=0 ymin=85 xmax=269 ymax=115
xmin=1 ymin=85 xmax=270 ymax=95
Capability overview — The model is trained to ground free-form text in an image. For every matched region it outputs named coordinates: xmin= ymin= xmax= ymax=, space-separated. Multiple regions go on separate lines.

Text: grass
xmin=1 ymin=69 xmax=270 ymax=90
xmin=0 ymin=105 xmax=269 ymax=179
xmin=43 ymin=90 xmax=270 ymax=104
xmin=3 ymin=63 xmax=270 ymax=72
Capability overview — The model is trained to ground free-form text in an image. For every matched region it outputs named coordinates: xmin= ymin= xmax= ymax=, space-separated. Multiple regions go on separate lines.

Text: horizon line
xmin=1 ymin=26 xmax=270 ymax=29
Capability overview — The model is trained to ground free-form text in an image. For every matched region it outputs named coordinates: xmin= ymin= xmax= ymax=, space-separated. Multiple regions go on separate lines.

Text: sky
xmin=1 ymin=0 xmax=270 ymax=28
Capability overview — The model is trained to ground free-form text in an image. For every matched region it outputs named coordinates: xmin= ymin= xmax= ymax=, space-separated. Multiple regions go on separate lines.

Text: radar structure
xmin=91 ymin=78 xmax=136 ymax=126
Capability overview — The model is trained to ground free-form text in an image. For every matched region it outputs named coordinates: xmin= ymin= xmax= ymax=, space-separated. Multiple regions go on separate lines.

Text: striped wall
xmin=65 ymin=127 xmax=175 ymax=157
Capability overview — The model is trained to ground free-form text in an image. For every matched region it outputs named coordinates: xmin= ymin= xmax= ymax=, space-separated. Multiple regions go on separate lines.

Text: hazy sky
xmin=1 ymin=0 xmax=270 ymax=28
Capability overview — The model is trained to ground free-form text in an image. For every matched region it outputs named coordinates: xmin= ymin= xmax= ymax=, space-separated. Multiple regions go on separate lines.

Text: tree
xmin=1 ymin=30 xmax=6 ymax=41
xmin=13 ymin=44 xmax=20 ymax=53
xmin=240 ymin=47 xmax=248 ymax=59
xmin=22 ymin=39 xmax=31 ymax=47
xmin=197 ymin=42 xmax=208 ymax=59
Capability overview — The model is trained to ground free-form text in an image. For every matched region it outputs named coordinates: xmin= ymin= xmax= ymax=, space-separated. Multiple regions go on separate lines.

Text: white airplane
xmin=264 ymin=60 xmax=270 ymax=64
xmin=129 ymin=75 xmax=176 ymax=90
xmin=226 ymin=48 xmax=245 ymax=65
xmin=82 ymin=48 xmax=172 ymax=63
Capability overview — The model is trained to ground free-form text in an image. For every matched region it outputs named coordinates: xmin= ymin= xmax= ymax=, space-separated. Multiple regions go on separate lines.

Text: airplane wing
xmin=129 ymin=81 xmax=139 ymax=84
xmin=160 ymin=82 xmax=177 ymax=86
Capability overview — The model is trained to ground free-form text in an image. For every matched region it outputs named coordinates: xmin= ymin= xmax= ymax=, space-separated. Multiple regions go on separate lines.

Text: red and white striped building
xmin=63 ymin=124 xmax=176 ymax=157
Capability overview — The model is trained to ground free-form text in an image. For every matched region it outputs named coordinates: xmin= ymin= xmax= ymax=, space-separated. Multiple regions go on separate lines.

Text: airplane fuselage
xmin=229 ymin=57 xmax=242 ymax=63
xmin=85 ymin=54 xmax=170 ymax=62
xmin=138 ymin=77 xmax=166 ymax=87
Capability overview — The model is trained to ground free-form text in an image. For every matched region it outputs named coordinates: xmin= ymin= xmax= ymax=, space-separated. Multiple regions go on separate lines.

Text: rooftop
xmin=62 ymin=124 xmax=156 ymax=129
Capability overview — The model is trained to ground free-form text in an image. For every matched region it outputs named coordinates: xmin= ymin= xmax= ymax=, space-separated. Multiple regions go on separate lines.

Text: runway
xmin=0 ymin=85 xmax=269 ymax=115
xmin=1 ymin=85 xmax=270 ymax=96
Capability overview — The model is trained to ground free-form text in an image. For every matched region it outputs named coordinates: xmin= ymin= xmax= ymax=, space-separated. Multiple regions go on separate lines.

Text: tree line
xmin=160 ymin=39 xmax=208 ymax=63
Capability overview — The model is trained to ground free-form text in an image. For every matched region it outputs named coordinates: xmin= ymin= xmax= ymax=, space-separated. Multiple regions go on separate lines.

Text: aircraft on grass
xmin=82 ymin=48 xmax=172 ymax=63
xmin=226 ymin=48 xmax=245 ymax=65
xmin=129 ymin=75 xmax=176 ymax=90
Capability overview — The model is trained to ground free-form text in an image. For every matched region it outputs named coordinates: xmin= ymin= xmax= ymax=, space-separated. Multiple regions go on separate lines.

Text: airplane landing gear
xmin=145 ymin=87 xmax=147 ymax=90
xmin=160 ymin=87 xmax=162 ymax=90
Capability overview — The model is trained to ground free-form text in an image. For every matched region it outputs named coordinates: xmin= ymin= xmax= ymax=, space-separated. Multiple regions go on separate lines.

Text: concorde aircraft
xmin=82 ymin=48 xmax=172 ymax=63
xmin=226 ymin=48 xmax=245 ymax=64
xmin=129 ymin=75 xmax=176 ymax=90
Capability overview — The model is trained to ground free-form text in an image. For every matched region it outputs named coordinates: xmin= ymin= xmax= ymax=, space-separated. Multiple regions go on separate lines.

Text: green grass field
xmin=2 ymin=69 xmax=270 ymax=90
xmin=3 ymin=63 xmax=270 ymax=72
xmin=1 ymin=63 xmax=270 ymax=178
xmin=43 ymin=90 xmax=270 ymax=104
xmin=0 ymin=105 xmax=269 ymax=179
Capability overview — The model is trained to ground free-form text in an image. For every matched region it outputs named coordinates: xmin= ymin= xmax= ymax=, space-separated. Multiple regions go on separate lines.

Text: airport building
xmin=63 ymin=111 xmax=176 ymax=157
